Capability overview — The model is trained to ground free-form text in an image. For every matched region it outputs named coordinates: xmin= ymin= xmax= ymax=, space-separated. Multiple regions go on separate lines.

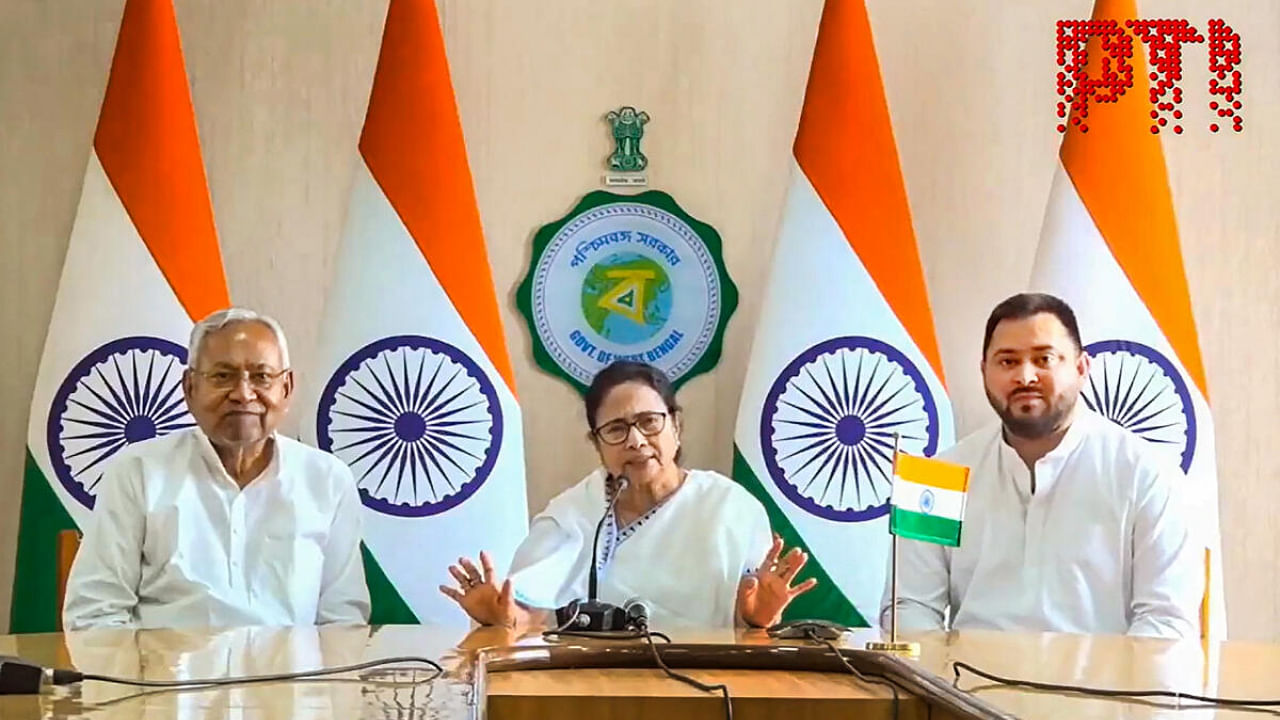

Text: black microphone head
xmin=0 ymin=656 xmax=45 ymax=695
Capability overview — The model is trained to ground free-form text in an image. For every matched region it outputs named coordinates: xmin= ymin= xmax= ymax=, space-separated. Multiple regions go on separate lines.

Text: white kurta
xmin=508 ymin=468 xmax=773 ymax=629
xmin=64 ymin=427 xmax=370 ymax=630
xmin=883 ymin=409 xmax=1202 ymax=639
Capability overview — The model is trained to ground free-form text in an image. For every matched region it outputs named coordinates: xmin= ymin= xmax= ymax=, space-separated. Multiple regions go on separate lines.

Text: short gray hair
xmin=188 ymin=308 xmax=291 ymax=370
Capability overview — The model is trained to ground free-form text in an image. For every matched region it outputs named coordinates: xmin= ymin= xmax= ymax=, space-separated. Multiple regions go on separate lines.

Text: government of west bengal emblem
xmin=516 ymin=189 xmax=737 ymax=394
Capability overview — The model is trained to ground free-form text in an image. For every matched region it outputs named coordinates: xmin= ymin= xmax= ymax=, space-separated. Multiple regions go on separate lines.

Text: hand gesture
xmin=439 ymin=551 xmax=517 ymax=628
xmin=737 ymin=535 xmax=819 ymax=628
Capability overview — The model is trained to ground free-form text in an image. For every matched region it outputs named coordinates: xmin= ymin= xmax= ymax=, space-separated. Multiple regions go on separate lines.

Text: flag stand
xmin=866 ymin=433 xmax=920 ymax=657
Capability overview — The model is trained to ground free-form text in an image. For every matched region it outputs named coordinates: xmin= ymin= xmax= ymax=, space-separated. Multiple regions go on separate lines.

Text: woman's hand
xmin=439 ymin=551 xmax=521 ymax=628
xmin=737 ymin=535 xmax=819 ymax=628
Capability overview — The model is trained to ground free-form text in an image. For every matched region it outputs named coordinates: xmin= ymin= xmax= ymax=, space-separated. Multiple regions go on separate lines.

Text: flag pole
xmin=867 ymin=432 xmax=920 ymax=657
xmin=890 ymin=432 xmax=900 ymax=643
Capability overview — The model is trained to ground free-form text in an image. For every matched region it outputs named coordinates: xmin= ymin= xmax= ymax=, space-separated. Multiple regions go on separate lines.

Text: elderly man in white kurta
xmin=63 ymin=309 xmax=370 ymax=630
xmin=883 ymin=293 xmax=1202 ymax=639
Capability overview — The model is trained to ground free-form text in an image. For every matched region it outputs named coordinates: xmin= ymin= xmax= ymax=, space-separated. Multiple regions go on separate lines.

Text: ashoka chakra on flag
xmin=315 ymin=334 xmax=503 ymax=518
xmin=760 ymin=335 xmax=941 ymax=523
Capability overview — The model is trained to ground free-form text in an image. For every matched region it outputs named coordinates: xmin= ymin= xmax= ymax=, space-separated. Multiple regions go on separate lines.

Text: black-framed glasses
xmin=593 ymin=411 xmax=667 ymax=445
xmin=190 ymin=368 xmax=289 ymax=391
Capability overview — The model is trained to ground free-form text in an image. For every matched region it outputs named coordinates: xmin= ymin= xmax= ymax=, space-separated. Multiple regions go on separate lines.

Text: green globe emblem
xmin=517 ymin=189 xmax=739 ymax=394
xmin=580 ymin=252 xmax=673 ymax=345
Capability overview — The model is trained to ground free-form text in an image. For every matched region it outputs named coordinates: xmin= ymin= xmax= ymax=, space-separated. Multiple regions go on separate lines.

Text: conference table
xmin=0 ymin=623 xmax=1274 ymax=719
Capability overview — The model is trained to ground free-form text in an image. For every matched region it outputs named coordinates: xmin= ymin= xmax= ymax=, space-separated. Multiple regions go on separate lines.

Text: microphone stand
xmin=555 ymin=475 xmax=632 ymax=631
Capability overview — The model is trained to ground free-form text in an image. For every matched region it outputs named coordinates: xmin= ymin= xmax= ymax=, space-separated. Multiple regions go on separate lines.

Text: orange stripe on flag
xmin=93 ymin=0 xmax=229 ymax=321
xmin=793 ymin=0 xmax=945 ymax=385
xmin=1059 ymin=0 xmax=1208 ymax=397
xmin=358 ymin=0 xmax=516 ymax=394
xmin=895 ymin=453 xmax=969 ymax=493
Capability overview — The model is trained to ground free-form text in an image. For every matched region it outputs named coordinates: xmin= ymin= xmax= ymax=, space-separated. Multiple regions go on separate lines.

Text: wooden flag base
xmin=865 ymin=640 xmax=920 ymax=657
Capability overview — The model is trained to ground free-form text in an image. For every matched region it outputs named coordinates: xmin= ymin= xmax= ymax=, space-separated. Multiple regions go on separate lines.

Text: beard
xmin=986 ymin=386 xmax=1077 ymax=440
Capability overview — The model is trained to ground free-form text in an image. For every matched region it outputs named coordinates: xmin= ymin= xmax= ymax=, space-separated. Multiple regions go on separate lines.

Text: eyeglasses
xmin=190 ymin=368 xmax=289 ymax=391
xmin=593 ymin=411 xmax=668 ymax=445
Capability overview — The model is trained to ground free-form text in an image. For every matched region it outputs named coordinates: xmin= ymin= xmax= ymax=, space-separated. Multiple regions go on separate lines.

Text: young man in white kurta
xmin=886 ymin=408 xmax=1200 ymax=638
xmin=883 ymin=294 xmax=1202 ymax=640
xmin=64 ymin=427 xmax=370 ymax=630
xmin=507 ymin=468 xmax=774 ymax=629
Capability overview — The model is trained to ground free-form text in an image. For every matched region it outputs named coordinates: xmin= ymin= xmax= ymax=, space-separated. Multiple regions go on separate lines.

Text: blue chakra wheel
xmin=760 ymin=336 xmax=940 ymax=522
xmin=919 ymin=488 xmax=937 ymax=515
xmin=1083 ymin=339 xmax=1196 ymax=473
xmin=47 ymin=336 xmax=194 ymax=509
xmin=316 ymin=335 xmax=503 ymax=517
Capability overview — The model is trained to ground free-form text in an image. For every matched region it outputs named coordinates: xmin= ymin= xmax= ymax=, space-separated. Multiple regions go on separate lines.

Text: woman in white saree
xmin=439 ymin=361 xmax=817 ymax=629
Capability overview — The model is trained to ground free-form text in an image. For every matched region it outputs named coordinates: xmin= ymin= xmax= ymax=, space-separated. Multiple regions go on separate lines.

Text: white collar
xmin=192 ymin=427 xmax=283 ymax=490
xmin=996 ymin=405 xmax=1091 ymax=498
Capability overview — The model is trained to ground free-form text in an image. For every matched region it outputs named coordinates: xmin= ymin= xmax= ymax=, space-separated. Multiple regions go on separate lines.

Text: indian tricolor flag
xmin=889 ymin=453 xmax=969 ymax=547
xmin=1032 ymin=0 xmax=1224 ymax=638
xmin=733 ymin=0 xmax=953 ymax=627
xmin=9 ymin=0 xmax=228 ymax=633
xmin=301 ymin=0 xmax=527 ymax=625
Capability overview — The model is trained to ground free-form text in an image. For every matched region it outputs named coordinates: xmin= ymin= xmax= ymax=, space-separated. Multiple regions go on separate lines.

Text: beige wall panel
xmin=2 ymin=0 xmax=1277 ymax=640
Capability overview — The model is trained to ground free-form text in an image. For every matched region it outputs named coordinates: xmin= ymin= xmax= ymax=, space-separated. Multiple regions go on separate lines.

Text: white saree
xmin=508 ymin=468 xmax=773 ymax=629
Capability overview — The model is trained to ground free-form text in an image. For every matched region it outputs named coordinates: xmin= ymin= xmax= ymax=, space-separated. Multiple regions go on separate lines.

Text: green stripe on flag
xmin=732 ymin=446 xmax=867 ymax=627
xmin=361 ymin=544 xmax=419 ymax=624
xmin=10 ymin=450 xmax=79 ymax=634
xmin=890 ymin=507 xmax=961 ymax=547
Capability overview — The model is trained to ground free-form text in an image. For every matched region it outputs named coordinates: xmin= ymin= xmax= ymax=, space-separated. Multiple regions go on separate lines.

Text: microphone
xmin=588 ymin=474 xmax=628 ymax=601
xmin=0 ymin=656 xmax=43 ymax=695
xmin=1 ymin=656 xmax=81 ymax=694
xmin=554 ymin=474 xmax=632 ymax=632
